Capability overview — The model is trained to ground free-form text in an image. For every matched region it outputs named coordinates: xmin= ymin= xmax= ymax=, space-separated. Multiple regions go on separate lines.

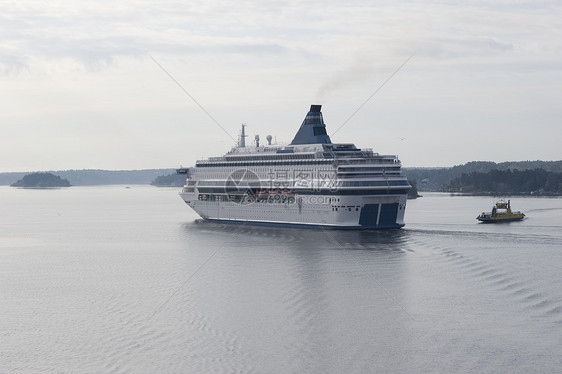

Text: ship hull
xmin=206 ymin=219 xmax=404 ymax=230
xmin=477 ymin=216 xmax=525 ymax=223
xmin=180 ymin=191 xmax=407 ymax=229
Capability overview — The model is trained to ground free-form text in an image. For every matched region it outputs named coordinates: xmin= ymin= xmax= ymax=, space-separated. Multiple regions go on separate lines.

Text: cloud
xmin=1 ymin=0 xmax=562 ymax=171
xmin=1 ymin=1 xmax=293 ymax=73
xmin=3 ymin=0 xmax=560 ymax=75
xmin=409 ymin=37 xmax=514 ymax=60
xmin=0 ymin=51 xmax=28 ymax=74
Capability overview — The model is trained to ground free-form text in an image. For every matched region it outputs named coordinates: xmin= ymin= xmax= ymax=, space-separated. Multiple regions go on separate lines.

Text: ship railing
xmin=334 ymin=157 xmax=399 ymax=165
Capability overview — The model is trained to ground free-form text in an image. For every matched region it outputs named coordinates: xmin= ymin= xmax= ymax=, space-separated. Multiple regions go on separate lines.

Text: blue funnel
xmin=290 ymin=105 xmax=332 ymax=145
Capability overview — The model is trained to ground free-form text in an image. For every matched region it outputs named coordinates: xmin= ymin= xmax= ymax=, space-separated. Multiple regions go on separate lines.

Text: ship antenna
xmin=149 ymin=54 xmax=237 ymax=143
xmin=331 ymin=54 xmax=415 ymax=137
xmin=239 ymin=124 xmax=247 ymax=147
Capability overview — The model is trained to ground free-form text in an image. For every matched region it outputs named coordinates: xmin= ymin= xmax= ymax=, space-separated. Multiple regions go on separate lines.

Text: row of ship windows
xmin=333 ymin=206 xmax=361 ymax=212
xmin=340 ymin=180 xmax=409 ymax=187
xmin=224 ymin=154 xmax=316 ymax=161
xmin=195 ymin=193 xmax=341 ymax=203
xmin=194 ymin=168 xmax=333 ymax=180
xmin=196 ymin=160 xmax=400 ymax=168
xmin=337 ymin=173 xmax=402 ymax=179
xmin=216 ymin=209 xmax=333 ymax=215
xmin=337 ymin=159 xmax=399 ymax=165
xmin=197 ymin=160 xmax=332 ymax=167
xmin=196 ymin=187 xmax=409 ymax=196
xmin=338 ymin=167 xmax=400 ymax=172
xmin=195 ymin=180 xmax=409 ymax=187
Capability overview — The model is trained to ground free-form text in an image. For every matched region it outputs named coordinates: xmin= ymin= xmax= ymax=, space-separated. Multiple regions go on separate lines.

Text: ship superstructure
xmin=178 ymin=105 xmax=410 ymax=229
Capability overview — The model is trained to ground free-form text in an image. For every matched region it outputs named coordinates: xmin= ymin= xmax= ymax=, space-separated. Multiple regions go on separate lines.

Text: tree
xmin=11 ymin=172 xmax=71 ymax=188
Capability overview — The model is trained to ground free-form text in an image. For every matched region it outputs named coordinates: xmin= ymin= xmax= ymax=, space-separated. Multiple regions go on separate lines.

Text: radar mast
xmin=238 ymin=124 xmax=247 ymax=147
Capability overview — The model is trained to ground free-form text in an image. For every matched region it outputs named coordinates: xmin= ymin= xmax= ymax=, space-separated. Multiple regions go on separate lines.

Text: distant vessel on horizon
xmin=477 ymin=199 xmax=525 ymax=223
xmin=178 ymin=105 xmax=411 ymax=229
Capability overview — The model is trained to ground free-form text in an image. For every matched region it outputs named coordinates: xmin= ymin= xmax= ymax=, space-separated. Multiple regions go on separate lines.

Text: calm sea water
xmin=1 ymin=186 xmax=561 ymax=373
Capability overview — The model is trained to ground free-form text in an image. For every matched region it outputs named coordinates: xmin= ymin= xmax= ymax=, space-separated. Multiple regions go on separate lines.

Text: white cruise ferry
xmin=178 ymin=105 xmax=410 ymax=229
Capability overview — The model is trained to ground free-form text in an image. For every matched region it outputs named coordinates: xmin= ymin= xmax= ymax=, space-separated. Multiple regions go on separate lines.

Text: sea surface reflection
xmin=1 ymin=187 xmax=561 ymax=373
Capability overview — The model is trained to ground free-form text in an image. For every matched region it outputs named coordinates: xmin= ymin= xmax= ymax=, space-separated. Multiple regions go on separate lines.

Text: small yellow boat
xmin=477 ymin=199 xmax=525 ymax=223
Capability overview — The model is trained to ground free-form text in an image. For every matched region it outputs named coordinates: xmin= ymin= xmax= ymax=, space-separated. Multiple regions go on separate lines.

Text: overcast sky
xmin=1 ymin=0 xmax=561 ymax=171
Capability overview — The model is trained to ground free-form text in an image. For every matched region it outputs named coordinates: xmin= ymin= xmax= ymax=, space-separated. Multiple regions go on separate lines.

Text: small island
xmin=407 ymin=179 xmax=421 ymax=199
xmin=11 ymin=172 xmax=71 ymax=188
xmin=151 ymin=173 xmax=187 ymax=187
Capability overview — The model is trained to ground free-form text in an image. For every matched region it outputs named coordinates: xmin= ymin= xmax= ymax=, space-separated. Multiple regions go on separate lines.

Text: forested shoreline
xmin=444 ymin=169 xmax=562 ymax=195
xmin=2 ymin=160 xmax=562 ymax=195
xmin=403 ymin=160 xmax=562 ymax=194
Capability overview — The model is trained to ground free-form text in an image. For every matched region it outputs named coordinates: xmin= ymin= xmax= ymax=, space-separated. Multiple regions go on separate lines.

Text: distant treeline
xmin=0 ymin=169 xmax=175 ymax=186
xmin=403 ymin=160 xmax=562 ymax=192
xmin=11 ymin=172 xmax=71 ymax=188
xmin=407 ymin=179 xmax=421 ymax=199
xmin=151 ymin=173 xmax=187 ymax=187
xmin=3 ymin=161 xmax=562 ymax=195
xmin=444 ymin=169 xmax=562 ymax=195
